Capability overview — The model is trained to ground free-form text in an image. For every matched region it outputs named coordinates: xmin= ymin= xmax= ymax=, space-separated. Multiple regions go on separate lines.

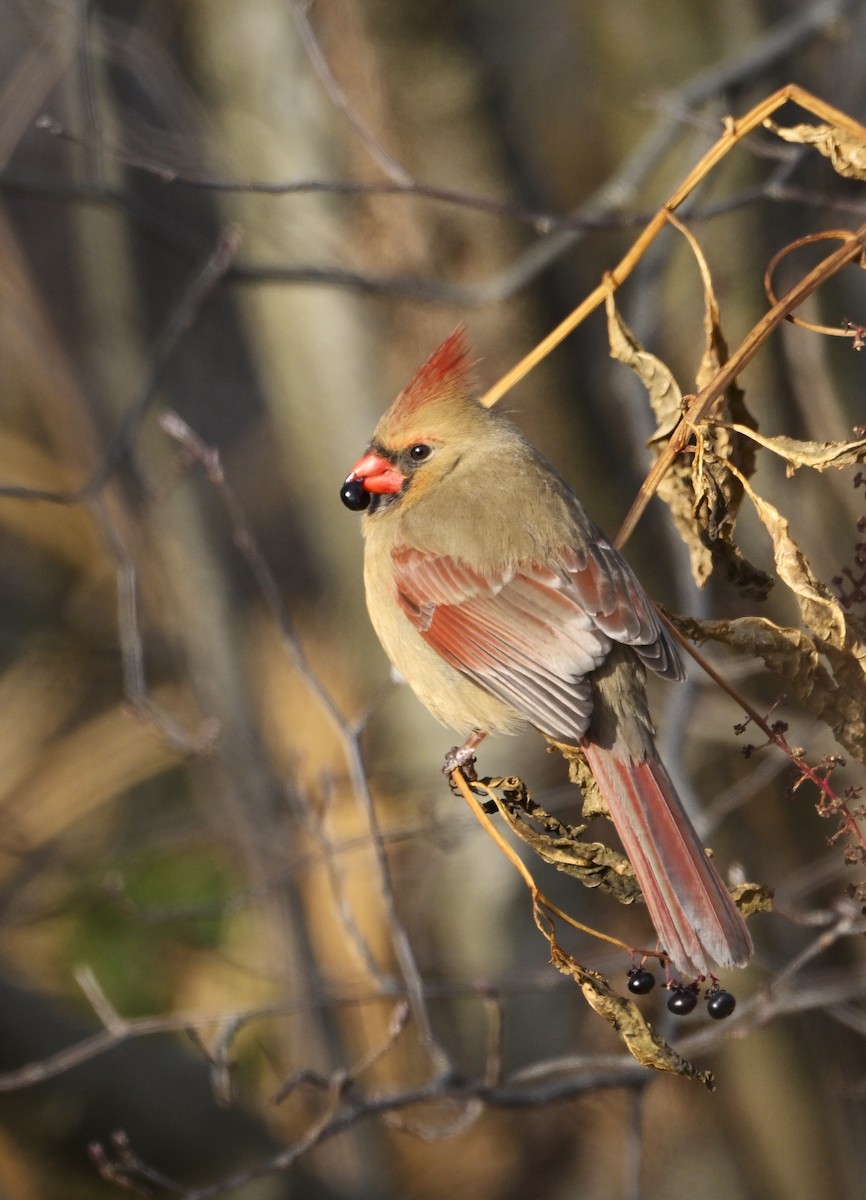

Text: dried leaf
xmin=605 ymin=291 xmax=684 ymax=441
xmin=690 ymin=428 xmax=773 ymax=599
xmin=676 ymin=614 xmax=866 ymax=760
xmin=488 ymin=773 xmax=643 ymax=904
xmin=549 ymin=944 xmax=715 ymax=1088
xmin=675 ymin=216 xmax=764 ymax=593
xmin=605 ymin=291 xmax=715 ymax=585
xmin=721 ymin=463 xmax=847 ymax=645
xmin=603 ymin=286 xmax=682 ymax=430
xmin=722 ymin=424 xmax=866 ymax=475
xmin=731 ymin=882 xmax=775 ymax=918
xmin=553 ymin=740 xmax=608 ymax=819
xmin=605 ymin=259 xmax=767 ymax=596
xmin=821 ymin=638 xmax=866 ymax=759
xmin=764 ymin=119 xmax=866 ymax=181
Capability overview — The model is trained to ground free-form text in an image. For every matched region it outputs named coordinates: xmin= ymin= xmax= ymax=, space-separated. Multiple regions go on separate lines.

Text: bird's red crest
xmin=392 ymin=328 xmax=472 ymax=418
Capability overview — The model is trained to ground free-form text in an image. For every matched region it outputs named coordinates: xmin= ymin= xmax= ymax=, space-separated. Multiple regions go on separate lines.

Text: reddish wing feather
xmin=392 ymin=540 xmax=681 ymax=729
xmin=561 ymin=542 xmax=683 ymax=681
xmin=393 ymin=545 xmax=636 ymax=739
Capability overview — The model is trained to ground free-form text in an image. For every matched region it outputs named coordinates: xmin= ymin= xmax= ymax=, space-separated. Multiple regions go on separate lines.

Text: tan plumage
xmin=343 ymin=330 xmax=752 ymax=977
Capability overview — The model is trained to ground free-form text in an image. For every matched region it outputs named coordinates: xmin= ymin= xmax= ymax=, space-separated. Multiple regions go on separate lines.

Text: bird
xmin=341 ymin=328 xmax=753 ymax=978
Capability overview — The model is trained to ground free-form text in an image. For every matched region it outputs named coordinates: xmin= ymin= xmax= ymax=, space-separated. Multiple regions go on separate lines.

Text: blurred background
xmin=0 ymin=1 xmax=865 ymax=1197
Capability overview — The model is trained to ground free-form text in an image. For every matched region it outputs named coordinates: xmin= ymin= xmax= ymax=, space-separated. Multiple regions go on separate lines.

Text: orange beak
xmin=346 ymin=450 xmax=404 ymax=495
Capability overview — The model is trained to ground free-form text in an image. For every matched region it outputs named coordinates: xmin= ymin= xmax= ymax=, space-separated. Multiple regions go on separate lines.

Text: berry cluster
xmin=626 ymin=968 xmax=736 ymax=1019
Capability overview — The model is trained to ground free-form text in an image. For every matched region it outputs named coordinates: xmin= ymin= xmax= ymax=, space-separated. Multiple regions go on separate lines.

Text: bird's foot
xmin=441 ymin=729 xmax=482 ymax=777
xmin=442 ymin=730 xmax=487 ymax=779
xmin=443 ymin=745 xmax=478 ymax=779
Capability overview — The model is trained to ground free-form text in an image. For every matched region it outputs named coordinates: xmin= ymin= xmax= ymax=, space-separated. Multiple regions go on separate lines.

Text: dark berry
xmin=627 ymin=968 xmax=656 ymax=995
xmin=706 ymin=989 xmax=736 ymax=1019
xmin=667 ymin=987 xmax=698 ymax=1016
xmin=340 ymin=479 xmax=370 ymax=511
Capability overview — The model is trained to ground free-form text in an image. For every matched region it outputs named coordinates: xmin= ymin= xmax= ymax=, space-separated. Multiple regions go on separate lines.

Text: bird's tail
xmin=582 ymin=742 xmax=753 ymax=977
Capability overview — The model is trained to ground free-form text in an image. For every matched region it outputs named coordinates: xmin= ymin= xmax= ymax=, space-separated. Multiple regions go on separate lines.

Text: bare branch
xmin=286 ymin=0 xmax=412 ymax=185
xmin=0 ymin=225 xmax=239 ymax=505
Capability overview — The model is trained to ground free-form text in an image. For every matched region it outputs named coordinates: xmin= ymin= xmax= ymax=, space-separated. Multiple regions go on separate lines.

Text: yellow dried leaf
xmin=555 ymin=740 xmax=608 ymax=818
xmin=731 ymin=882 xmax=775 ymax=917
xmin=764 ymin=119 xmax=866 ymax=181
xmin=723 ymin=424 xmax=866 ymax=475
xmin=605 ymin=291 xmax=715 ymax=584
xmin=724 ymin=464 xmax=847 ymax=644
xmin=677 ymin=614 xmax=866 ymax=760
xmin=605 ymin=291 xmax=683 ymax=441
xmin=605 ymin=253 xmax=765 ymax=595
xmin=550 ymin=944 xmax=715 ymax=1088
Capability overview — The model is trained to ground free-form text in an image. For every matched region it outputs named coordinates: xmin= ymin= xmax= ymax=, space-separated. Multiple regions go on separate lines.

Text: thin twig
xmin=0 ymin=226 xmax=240 ymax=506
xmin=157 ymin=412 xmax=449 ymax=1067
xmin=95 ymin=493 xmax=221 ymax=754
xmin=291 ymin=773 xmax=395 ymax=987
xmin=287 ymin=0 xmax=412 ymax=185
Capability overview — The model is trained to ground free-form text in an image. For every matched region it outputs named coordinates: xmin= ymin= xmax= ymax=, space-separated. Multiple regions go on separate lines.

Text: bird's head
xmin=341 ymin=328 xmax=492 ymax=515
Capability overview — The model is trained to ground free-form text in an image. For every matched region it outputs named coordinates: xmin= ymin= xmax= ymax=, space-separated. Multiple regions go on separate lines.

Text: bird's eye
xmin=409 ymin=443 xmax=433 ymax=462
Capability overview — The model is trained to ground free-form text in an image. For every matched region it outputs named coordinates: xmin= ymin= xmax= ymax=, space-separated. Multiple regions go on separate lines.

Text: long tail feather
xmin=583 ymin=744 xmax=753 ymax=977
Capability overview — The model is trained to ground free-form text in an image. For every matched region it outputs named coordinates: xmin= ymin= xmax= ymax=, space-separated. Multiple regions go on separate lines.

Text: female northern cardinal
xmin=341 ymin=329 xmax=752 ymax=978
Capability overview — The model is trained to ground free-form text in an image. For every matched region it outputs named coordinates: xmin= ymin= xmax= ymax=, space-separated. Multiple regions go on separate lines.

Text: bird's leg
xmin=443 ymin=729 xmax=487 ymax=777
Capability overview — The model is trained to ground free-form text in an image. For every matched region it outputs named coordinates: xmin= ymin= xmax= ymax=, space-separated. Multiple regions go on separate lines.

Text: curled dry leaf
xmin=764 ymin=119 xmax=866 ymax=181
xmin=730 ymin=882 xmax=775 ymax=918
xmin=486 ymin=772 xmax=642 ymax=904
xmin=720 ymin=424 xmax=866 ymax=477
xmin=605 ymin=238 xmax=768 ymax=597
xmin=721 ymin=460 xmax=847 ymax=646
xmin=604 ymin=291 xmax=683 ymax=443
xmin=552 ymin=739 xmax=608 ymax=819
xmin=549 ymin=943 xmax=715 ymax=1089
xmin=605 ymin=292 xmax=706 ymax=583
xmin=676 ymin=614 xmax=866 ymax=761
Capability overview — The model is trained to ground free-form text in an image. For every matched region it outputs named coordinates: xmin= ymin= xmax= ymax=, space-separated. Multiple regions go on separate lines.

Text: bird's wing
xmin=557 ymin=541 xmax=683 ymax=681
xmin=392 ymin=540 xmax=681 ymax=740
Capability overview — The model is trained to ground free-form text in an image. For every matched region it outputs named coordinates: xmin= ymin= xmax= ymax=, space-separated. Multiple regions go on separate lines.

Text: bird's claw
xmin=443 ymin=745 xmax=478 ymax=779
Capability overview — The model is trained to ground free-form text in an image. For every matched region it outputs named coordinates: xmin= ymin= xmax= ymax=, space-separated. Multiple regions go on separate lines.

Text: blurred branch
xmin=40 ymin=948 xmax=862 ymax=1113
xmin=157 ymin=411 xmax=449 ymax=1069
xmin=97 ymin=492 xmax=222 ymax=754
xmin=286 ymin=0 xmax=411 ymax=185
xmin=4 ymin=0 xmax=855 ymax=314
xmin=480 ymin=86 xmax=866 ymax=414
xmin=0 ymin=224 xmax=240 ymax=505
xmin=5 ymin=143 xmax=865 ymax=247
xmin=75 ymin=929 xmax=866 ymax=1200
xmin=290 ymin=773 xmax=394 ymax=986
